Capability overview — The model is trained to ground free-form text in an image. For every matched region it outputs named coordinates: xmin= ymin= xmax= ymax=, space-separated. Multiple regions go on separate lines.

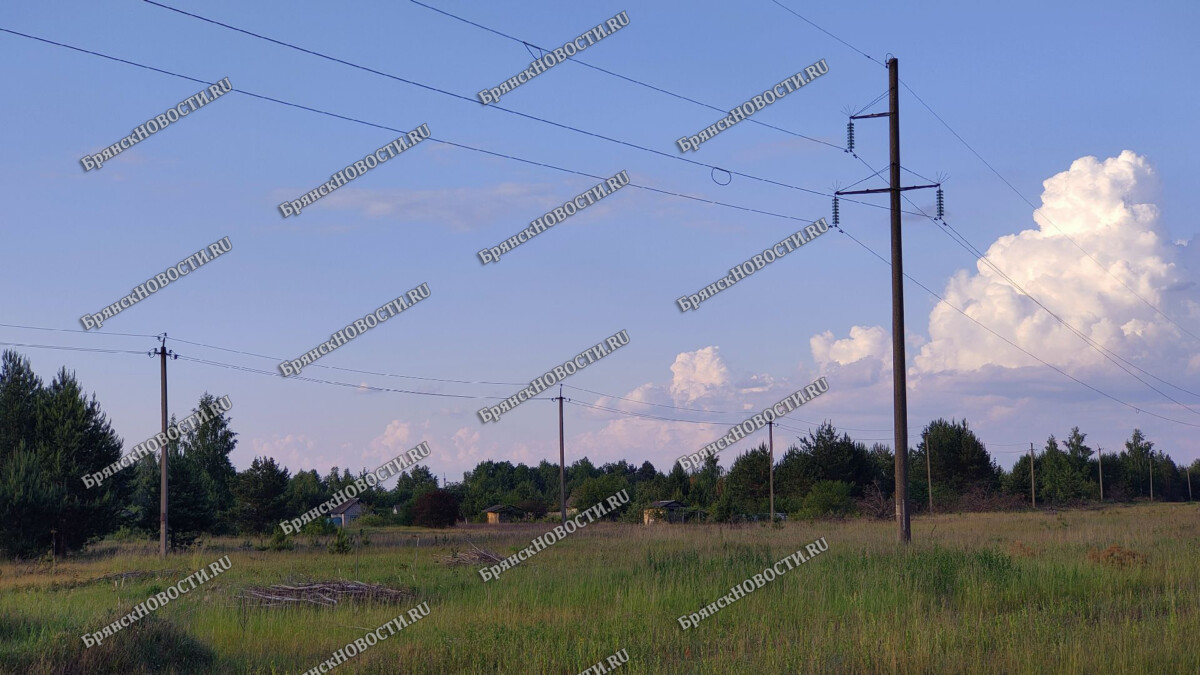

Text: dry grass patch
xmin=1087 ymin=545 xmax=1146 ymax=567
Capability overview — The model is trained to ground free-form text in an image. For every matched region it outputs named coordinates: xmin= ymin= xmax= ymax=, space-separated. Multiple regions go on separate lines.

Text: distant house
xmin=329 ymin=498 xmax=362 ymax=527
xmin=643 ymin=500 xmax=689 ymax=525
xmin=483 ymin=504 xmax=525 ymax=524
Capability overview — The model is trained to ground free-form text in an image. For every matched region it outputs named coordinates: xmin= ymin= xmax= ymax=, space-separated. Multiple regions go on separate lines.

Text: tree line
xmin=2 ymin=350 xmax=1194 ymax=558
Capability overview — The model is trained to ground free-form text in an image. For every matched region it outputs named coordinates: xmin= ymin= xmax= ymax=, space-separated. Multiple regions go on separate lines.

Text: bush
xmin=328 ymin=528 xmax=352 ymax=555
xmin=798 ymin=480 xmax=855 ymax=519
xmin=413 ymin=490 xmax=459 ymax=528
xmin=266 ymin=529 xmax=294 ymax=551
xmin=300 ymin=518 xmax=336 ymax=536
xmin=357 ymin=513 xmax=400 ymax=527
xmin=514 ymin=499 xmax=547 ymax=520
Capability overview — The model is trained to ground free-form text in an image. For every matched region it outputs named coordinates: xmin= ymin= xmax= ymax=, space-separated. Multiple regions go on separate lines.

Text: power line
xmin=406 ymin=0 xmax=844 ymax=152
xmin=767 ymin=0 xmax=883 ymax=67
xmin=0 ymin=341 xmax=148 ymax=356
xmin=168 ymin=336 xmax=530 ymax=388
xmin=898 ymin=79 xmax=1200 ymax=345
xmin=175 ymin=355 xmax=554 ymax=402
xmin=0 ymin=26 xmax=851 ymax=230
xmin=561 ymin=383 xmax=917 ymax=432
xmin=138 ymin=2 xmax=920 ymax=218
xmin=850 ymin=154 xmax=1200 ymax=415
xmin=764 ymin=0 xmax=1200 ymax=344
xmin=832 ymin=221 xmax=1200 ymax=429
xmin=0 ymin=322 xmax=159 ymax=339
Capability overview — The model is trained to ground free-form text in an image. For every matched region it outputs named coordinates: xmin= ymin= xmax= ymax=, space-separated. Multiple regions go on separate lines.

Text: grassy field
xmin=1 ymin=503 xmax=1197 ymax=674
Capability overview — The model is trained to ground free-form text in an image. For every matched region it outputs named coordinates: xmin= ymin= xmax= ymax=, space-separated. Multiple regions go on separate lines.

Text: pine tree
xmin=181 ymin=393 xmax=237 ymax=526
xmin=232 ymin=457 xmax=290 ymax=534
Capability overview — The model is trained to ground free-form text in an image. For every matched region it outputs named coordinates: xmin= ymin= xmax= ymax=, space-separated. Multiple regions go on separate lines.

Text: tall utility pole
xmin=768 ymin=420 xmax=775 ymax=523
xmin=554 ymin=384 xmax=567 ymax=524
xmin=1029 ymin=443 xmax=1036 ymax=509
xmin=1097 ymin=446 xmax=1104 ymax=502
xmin=152 ymin=334 xmax=176 ymax=558
xmin=836 ymin=58 xmax=939 ymax=544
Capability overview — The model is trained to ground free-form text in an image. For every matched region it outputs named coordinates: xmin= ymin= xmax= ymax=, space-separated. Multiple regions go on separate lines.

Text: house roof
xmin=329 ymin=497 xmax=360 ymax=515
xmin=649 ymin=500 xmax=686 ymax=509
xmin=483 ymin=504 xmax=524 ymax=514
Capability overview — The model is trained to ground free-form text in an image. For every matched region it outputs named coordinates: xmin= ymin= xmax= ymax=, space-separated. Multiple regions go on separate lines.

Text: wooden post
xmin=887 ymin=58 xmax=911 ymax=543
xmin=768 ymin=420 xmax=775 ymax=523
xmin=1029 ymin=443 xmax=1036 ymax=509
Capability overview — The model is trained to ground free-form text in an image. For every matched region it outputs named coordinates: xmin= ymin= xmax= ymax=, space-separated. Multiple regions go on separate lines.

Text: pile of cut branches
xmin=93 ymin=569 xmax=182 ymax=584
xmin=434 ymin=541 xmax=503 ymax=567
xmin=240 ymin=580 xmax=413 ymax=608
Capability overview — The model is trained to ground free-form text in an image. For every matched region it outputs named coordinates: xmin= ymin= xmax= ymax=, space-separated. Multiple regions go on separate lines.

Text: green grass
xmin=2 ymin=503 xmax=1198 ymax=673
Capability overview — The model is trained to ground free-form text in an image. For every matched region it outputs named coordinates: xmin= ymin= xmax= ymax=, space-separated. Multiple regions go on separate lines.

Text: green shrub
xmin=798 ymin=480 xmax=855 ymax=519
xmin=357 ymin=513 xmax=400 ymax=527
xmin=267 ymin=529 xmax=294 ymax=551
xmin=327 ymin=528 xmax=352 ymax=555
xmin=300 ymin=518 xmax=336 ymax=536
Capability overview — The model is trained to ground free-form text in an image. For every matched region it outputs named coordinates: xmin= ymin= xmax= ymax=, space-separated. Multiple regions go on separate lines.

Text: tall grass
xmin=1 ymin=503 xmax=1197 ymax=673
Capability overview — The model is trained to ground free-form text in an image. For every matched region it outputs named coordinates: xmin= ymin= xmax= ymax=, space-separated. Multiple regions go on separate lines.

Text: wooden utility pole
xmin=1097 ymin=446 xmax=1104 ymax=502
xmin=1148 ymin=454 xmax=1154 ymax=501
xmin=152 ymin=334 xmax=176 ymax=558
xmin=836 ymin=58 xmax=940 ymax=544
xmin=1029 ymin=443 xmax=1036 ymax=509
xmin=555 ymin=384 xmax=567 ymax=524
xmin=768 ymin=420 xmax=775 ymax=523
xmin=885 ymin=59 xmax=910 ymax=543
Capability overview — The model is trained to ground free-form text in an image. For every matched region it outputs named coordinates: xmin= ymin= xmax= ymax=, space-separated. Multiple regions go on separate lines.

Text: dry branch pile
xmin=434 ymin=541 xmax=504 ymax=567
xmin=240 ymin=581 xmax=414 ymax=608
xmin=93 ymin=570 xmax=182 ymax=584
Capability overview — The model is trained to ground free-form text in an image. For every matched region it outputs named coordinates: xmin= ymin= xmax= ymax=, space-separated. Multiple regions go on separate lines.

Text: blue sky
xmin=2 ymin=0 xmax=1198 ymax=484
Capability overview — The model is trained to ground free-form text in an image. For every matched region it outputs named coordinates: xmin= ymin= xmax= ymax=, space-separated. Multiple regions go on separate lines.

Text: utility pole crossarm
xmin=837 ymin=183 xmax=940 ymax=196
xmin=850 ymin=112 xmax=890 ymax=120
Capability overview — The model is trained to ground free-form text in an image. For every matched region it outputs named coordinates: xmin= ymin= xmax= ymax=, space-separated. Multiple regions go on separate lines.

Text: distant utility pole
xmin=1097 ymin=446 xmax=1104 ymax=502
xmin=836 ymin=58 xmax=941 ymax=544
xmin=151 ymin=334 xmax=177 ymax=558
xmin=1029 ymin=443 xmax=1036 ymax=509
xmin=1187 ymin=466 xmax=1192 ymax=502
xmin=1148 ymin=454 xmax=1154 ymax=501
xmin=768 ymin=420 xmax=775 ymax=523
xmin=554 ymin=384 xmax=567 ymax=524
